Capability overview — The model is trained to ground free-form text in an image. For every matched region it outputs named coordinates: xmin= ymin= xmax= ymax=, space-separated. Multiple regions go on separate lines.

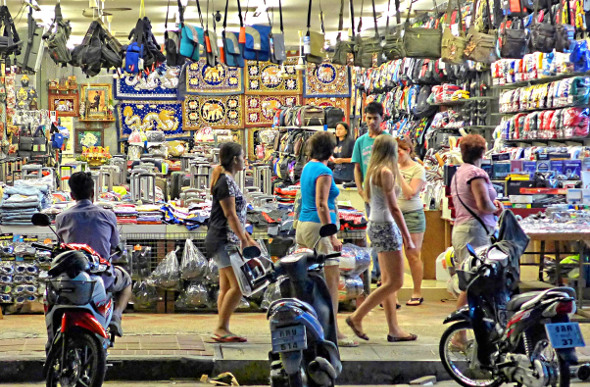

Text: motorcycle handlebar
xmin=31 ymin=242 xmax=53 ymax=251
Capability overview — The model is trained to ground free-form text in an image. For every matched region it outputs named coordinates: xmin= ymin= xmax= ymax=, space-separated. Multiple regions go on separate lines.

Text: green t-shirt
xmin=351 ymin=132 xmax=391 ymax=183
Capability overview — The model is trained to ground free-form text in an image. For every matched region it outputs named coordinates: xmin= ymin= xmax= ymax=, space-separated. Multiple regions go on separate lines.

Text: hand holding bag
xmin=383 ymin=0 xmax=406 ymax=60
xmin=464 ymin=0 xmax=498 ymax=63
xmin=403 ymin=0 xmax=443 ymax=59
xmin=441 ymin=0 xmax=467 ymax=64
xmin=555 ymin=0 xmax=576 ymax=52
xmin=530 ymin=1 xmax=556 ymax=53
xmin=305 ymin=0 xmax=325 ymax=64
xmin=332 ymin=0 xmax=355 ymax=65
xmin=353 ymin=0 xmax=383 ymax=68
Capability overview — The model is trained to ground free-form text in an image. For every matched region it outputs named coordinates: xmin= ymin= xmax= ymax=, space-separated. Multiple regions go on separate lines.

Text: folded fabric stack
xmin=160 ymin=203 xmax=210 ymax=230
xmin=113 ymin=204 xmax=138 ymax=224
xmin=137 ymin=204 xmax=163 ymax=225
xmin=338 ymin=205 xmax=368 ymax=231
xmin=1 ymin=185 xmax=45 ymax=225
xmin=274 ymin=185 xmax=299 ymax=204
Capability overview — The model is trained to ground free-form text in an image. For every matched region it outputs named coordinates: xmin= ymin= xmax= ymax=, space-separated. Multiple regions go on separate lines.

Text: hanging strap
xmin=223 ymin=0 xmax=229 ymax=31
xmin=139 ymin=0 xmax=146 ymax=18
xmin=237 ymin=0 xmax=246 ymax=43
xmin=358 ymin=0 xmax=364 ymax=35
xmin=350 ymin=0 xmax=356 ymax=38
xmin=446 ymin=0 xmax=463 ymax=34
xmin=337 ymin=0 xmax=345 ymax=41
xmin=177 ymin=0 xmax=185 ymax=29
xmin=319 ymin=0 xmax=326 ymax=34
xmin=394 ymin=0 xmax=400 ymax=24
xmin=385 ymin=0 xmax=391 ymax=34
xmin=307 ymin=0 xmax=312 ymax=33
xmin=263 ymin=0 xmax=272 ymax=28
xmin=371 ymin=0 xmax=379 ymax=38
xmin=278 ymin=0 xmax=284 ymax=33
xmin=195 ymin=0 xmax=204 ymax=28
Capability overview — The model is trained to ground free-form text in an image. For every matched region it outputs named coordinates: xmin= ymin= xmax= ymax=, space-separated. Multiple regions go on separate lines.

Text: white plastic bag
xmin=180 ymin=239 xmax=208 ymax=280
xmin=150 ymin=247 xmax=181 ymax=290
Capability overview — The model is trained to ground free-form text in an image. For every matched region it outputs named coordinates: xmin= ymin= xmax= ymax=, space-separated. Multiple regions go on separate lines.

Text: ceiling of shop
xmin=7 ymin=0 xmax=438 ymax=49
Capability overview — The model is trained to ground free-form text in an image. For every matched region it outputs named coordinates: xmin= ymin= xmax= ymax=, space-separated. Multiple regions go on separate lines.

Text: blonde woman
xmin=345 ymin=135 xmax=417 ymax=342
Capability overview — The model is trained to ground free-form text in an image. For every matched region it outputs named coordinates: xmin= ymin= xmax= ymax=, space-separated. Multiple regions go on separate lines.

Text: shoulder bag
xmin=179 ymin=0 xmax=204 ymax=61
xmin=453 ymin=172 xmax=497 ymax=243
xmin=269 ymin=0 xmax=286 ymax=64
xmin=555 ymin=0 xmax=576 ymax=52
xmin=530 ymin=1 xmax=556 ymax=53
xmin=403 ymin=0 xmax=443 ymax=59
xmin=164 ymin=0 xmax=185 ymax=66
xmin=463 ymin=0 xmax=498 ymax=63
xmin=353 ymin=0 xmax=383 ymax=68
xmin=382 ymin=0 xmax=406 ymax=60
xmin=332 ymin=0 xmax=355 ymax=65
xmin=441 ymin=0 xmax=467 ymax=64
xmin=304 ymin=0 xmax=325 ymax=65
xmin=222 ymin=0 xmax=244 ymax=67
xmin=500 ymin=17 xmax=529 ymax=59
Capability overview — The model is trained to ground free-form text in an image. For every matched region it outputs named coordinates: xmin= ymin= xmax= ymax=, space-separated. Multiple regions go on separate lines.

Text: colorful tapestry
xmin=245 ymin=58 xmax=302 ymax=95
xmin=303 ymin=63 xmax=351 ymax=98
xmin=245 ymin=95 xmax=301 ymax=127
xmin=114 ymin=64 xmax=180 ymax=100
xmin=304 ymin=97 xmax=350 ymax=123
xmin=116 ymin=101 xmax=184 ymax=140
xmin=183 ymin=95 xmax=243 ymax=130
xmin=186 ymin=59 xmax=243 ymax=95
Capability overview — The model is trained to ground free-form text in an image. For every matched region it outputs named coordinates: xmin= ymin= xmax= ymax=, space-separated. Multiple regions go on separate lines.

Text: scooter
xmin=261 ymin=223 xmax=342 ymax=387
xmin=32 ymin=213 xmax=117 ymax=387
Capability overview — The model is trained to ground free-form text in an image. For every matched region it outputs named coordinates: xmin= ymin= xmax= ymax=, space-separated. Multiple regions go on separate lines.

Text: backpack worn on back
xmin=43 ymin=3 xmax=71 ymax=66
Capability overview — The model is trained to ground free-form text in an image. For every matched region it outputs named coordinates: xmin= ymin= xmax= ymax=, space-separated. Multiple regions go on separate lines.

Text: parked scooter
xmin=440 ymin=242 xmax=585 ymax=387
xmin=261 ymin=223 xmax=342 ymax=387
xmin=32 ymin=213 xmax=118 ymax=387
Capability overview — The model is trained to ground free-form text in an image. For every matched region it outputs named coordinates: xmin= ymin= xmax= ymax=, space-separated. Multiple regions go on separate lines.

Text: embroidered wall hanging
xmin=186 ymin=59 xmax=243 ymax=95
xmin=303 ymin=62 xmax=351 ymax=98
xmin=183 ymin=95 xmax=243 ymax=130
xmin=245 ymin=58 xmax=302 ymax=95
xmin=114 ymin=64 xmax=180 ymax=100
xmin=116 ymin=101 xmax=184 ymax=140
xmin=245 ymin=95 xmax=301 ymax=127
xmin=304 ymin=97 xmax=350 ymax=123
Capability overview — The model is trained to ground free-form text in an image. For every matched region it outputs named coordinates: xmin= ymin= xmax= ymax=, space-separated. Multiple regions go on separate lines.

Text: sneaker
xmin=110 ymin=314 xmax=123 ymax=337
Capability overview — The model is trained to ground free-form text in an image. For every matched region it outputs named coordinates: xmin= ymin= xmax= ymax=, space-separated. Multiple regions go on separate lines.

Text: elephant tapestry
xmin=186 ymin=59 xmax=243 ymax=95
xmin=245 ymin=95 xmax=301 ymax=127
xmin=114 ymin=64 xmax=180 ymax=100
xmin=245 ymin=58 xmax=302 ymax=95
xmin=303 ymin=62 xmax=351 ymax=98
xmin=116 ymin=101 xmax=184 ymax=140
xmin=183 ymin=95 xmax=243 ymax=130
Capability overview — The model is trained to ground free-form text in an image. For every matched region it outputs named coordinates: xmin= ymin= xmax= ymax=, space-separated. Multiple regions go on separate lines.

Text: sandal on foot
xmin=212 ymin=334 xmax=247 ymax=343
xmin=345 ymin=317 xmax=369 ymax=341
xmin=387 ymin=333 xmax=417 ymax=342
xmin=406 ymin=297 xmax=424 ymax=306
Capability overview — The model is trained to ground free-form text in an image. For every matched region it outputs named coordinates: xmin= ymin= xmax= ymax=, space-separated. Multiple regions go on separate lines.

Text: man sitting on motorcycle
xmin=55 ymin=172 xmax=131 ymax=337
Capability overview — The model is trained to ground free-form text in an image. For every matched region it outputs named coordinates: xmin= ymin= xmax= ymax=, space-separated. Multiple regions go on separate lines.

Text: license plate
xmin=271 ymin=325 xmax=307 ymax=353
xmin=545 ymin=322 xmax=586 ymax=349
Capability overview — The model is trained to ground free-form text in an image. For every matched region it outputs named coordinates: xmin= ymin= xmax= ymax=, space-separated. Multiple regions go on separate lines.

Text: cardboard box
xmin=564 ymin=160 xmax=582 ymax=180
xmin=506 ymin=178 xmax=535 ymax=195
xmin=509 ymin=195 xmax=534 ymax=204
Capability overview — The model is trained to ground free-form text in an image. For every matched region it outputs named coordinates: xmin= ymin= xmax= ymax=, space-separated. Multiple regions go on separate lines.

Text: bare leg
xmin=406 ymin=232 xmax=424 ymax=301
xmin=324 ymin=264 xmax=348 ymax=340
xmin=214 ymin=267 xmax=243 ymax=337
xmin=114 ymin=284 xmax=132 ymax=316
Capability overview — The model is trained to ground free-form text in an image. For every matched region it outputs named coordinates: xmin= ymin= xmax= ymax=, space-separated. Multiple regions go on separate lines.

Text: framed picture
xmin=74 ymin=128 xmax=104 ymax=153
xmin=48 ymin=93 xmax=79 ymax=117
xmin=80 ymin=84 xmax=112 ymax=121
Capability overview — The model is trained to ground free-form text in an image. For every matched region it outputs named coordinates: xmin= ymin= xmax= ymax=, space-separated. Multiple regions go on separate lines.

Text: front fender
xmin=443 ymin=306 xmax=471 ymax=324
xmin=61 ymin=310 xmax=108 ymax=339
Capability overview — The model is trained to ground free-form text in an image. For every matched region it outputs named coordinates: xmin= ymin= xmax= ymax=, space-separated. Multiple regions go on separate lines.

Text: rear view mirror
xmin=31 ymin=213 xmax=51 ymax=227
xmin=319 ymin=224 xmax=338 ymax=238
xmin=243 ymin=246 xmax=261 ymax=259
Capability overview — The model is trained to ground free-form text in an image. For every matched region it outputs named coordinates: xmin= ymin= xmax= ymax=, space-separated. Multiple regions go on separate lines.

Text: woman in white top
xmin=345 ymin=135 xmax=417 ymax=342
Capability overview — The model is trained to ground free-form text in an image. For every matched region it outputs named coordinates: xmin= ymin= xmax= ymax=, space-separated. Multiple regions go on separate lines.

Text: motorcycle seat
xmin=507 ymin=291 xmax=544 ymax=311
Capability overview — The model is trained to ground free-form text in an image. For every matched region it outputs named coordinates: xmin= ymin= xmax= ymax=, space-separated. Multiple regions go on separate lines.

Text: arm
xmin=471 ymin=178 xmax=500 ymax=214
xmin=398 ymin=173 xmax=426 ymax=200
xmin=316 ymin=175 xmax=342 ymax=251
xmin=334 ymin=157 xmax=352 ymax=164
xmin=354 ymin=163 xmax=365 ymax=201
xmin=381 ymin=168 xmax=415 ymax=249
xmin=219 ymin=197 xmax=256 ymax=247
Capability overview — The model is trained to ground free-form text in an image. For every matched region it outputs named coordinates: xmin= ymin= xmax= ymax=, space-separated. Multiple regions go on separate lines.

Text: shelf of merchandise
xmin=428 ymin=100 xmax=470 ymax=107
xmin=492 ymin=71 xmax=590 ymax=90
xmin=276 ymin=126 xmax=331 ymax=131
xmin=496 ymin=102 xmax=590 ymax=116
xmin=503 ymin=136 xmax=590 ymax=144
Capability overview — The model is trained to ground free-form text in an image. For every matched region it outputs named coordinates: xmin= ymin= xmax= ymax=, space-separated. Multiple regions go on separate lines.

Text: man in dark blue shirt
xmin=56 ymin=172 xmax=131 ymax=336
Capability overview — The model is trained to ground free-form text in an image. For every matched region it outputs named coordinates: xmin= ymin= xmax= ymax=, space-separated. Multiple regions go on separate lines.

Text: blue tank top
xmin=299 ymin=161 xmax=339 ymax=224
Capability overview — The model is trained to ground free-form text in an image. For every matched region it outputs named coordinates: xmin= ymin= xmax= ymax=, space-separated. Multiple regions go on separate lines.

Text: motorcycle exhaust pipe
xmin=572 ymin=363 xmax=590 ymax=381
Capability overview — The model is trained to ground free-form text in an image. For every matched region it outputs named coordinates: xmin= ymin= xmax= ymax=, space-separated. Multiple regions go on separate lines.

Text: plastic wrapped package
xmin=132 ymin=280 xmax=159 ymax=309
xmin=260 ymin=282 xmax=281 ymax=310
xmin=175 ymin=282 xmax=211 ymax=309
xmin=205 ymin=259 xmax=219 ymax=284
xmin=180 ymin=239 xmax=208 ymax=280
xmin=339 ymin=244 xmax=371 ymax=277
xmin=128 ymin=145 xmax=143 ymax=161
xmin=131 ymin=246 xmax=152 ymax=279
xmin=166 ymin=141 xmax=186 ymax=157
xmin=338 ymin=275 xmax=364 ymax=301
xmin=150 ymin=248 xmax=181 ymax=290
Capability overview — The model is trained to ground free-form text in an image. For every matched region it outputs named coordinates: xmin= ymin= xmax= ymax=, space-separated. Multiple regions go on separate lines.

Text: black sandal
xmin=406 ymin=297 xmax=424 ymax=306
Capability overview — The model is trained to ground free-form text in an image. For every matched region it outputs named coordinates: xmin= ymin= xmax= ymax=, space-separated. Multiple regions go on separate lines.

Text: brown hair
xmin=460 ymin=134 xmax=487 ymax=164
xmin=210 ymin=142 xmax=243 ymax=194
xmin=306 ymin=131 xmax=336 ymax=161
xmin=396 ymin=138 xmax=416 ymax=158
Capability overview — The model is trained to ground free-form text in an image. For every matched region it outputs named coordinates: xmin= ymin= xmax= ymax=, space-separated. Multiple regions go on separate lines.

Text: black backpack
xmin=71 ymin=21 xmax=121 ymax=77
xmin=413 ymin=86 xmax=437 ymax=118
xmin=0 ymin=5 xmax=21 ymax=61
xmin=43 ymin=3 xmax=71 ymax=66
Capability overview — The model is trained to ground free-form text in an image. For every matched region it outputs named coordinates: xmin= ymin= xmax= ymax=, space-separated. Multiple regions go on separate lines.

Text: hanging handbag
xmin=530 ymin=1 xmax=556 ymax=53
xmin=164 ymin=0 xmax=185 ymax=66
xmin=304 ymin=0 xmax=325 ymax=64
xmin=383 ymin=0 xmax=406 ymax=60
xmin=269 ymin=0 xmax=286 ymax=64
xmin=555 ymin=0 xmax=576 ymax=52
xmin=332 ymin=0 xmax=355 ymax=65
xmin=244 ymin=24 xmax=272 ymax=61
xmin=353 ymin=0 xmax=383 ymax=68
xmin=403 ymin=0 xmax=443 ymax=59
xmin=500 ymin=17 xmax=529 ymax=59
xmin=222 ymin=0 xmax=244 ymax=67
xmin=441 ymin=0 xmax=467 ymax=64
xmin=179 ymin=0 xmax=204 ymax=61
xmin=464 ymin=0 xmax=498 ymax=63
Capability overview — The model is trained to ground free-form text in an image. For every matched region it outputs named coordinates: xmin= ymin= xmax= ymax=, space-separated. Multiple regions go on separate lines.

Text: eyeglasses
xmin=15 ymin=284 xmax=37 ymax=294
xmin=13 ymin=275 xmax=36 ymax=283
xmin=0 ymin=275 xmax=13 ymax=283
xmin=15 ymin=264 xmax=38 ymax=274
xmin=0 ymin=294 xmax=13 ymax=302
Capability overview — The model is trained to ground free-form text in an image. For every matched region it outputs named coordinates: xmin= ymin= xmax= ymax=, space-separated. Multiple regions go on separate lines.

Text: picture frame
xmin=48 ymin=93 xmax=79 ymax=117
xmin=80 ymin=84 xmax=113 ymax=121
xmin=74 ymin=128 xmax=104 ymax=153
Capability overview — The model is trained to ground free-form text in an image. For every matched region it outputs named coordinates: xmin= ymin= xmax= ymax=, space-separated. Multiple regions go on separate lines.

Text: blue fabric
xmin=299 ymin=161 xmax=339 ymax=224
xmin=244 ymin=25 xmax=271 ymax=61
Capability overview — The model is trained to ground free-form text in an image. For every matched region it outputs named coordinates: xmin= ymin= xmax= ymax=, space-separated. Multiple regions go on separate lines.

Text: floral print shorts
xmin=368 ymin=221 xmax=403 ymax=253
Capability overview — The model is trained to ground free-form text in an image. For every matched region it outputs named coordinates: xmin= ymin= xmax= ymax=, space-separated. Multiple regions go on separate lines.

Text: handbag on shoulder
xmin=403 ymin=0 xmax=443 ymax=59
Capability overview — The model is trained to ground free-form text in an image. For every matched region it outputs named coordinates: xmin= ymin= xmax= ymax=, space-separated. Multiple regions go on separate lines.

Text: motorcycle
xmin=260 ymin=223 xmax=342 ymax=387
xmin=440 ymin=240 xmax=585 ymax=387
xmin=32 ymin=213 xmax=118 ymax=387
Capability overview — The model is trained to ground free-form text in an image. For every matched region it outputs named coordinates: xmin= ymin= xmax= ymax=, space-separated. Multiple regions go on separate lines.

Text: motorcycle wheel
xmin=439 ymin=321 xmax=502 ymax=387
xmin=533 ymin=335 xmax=570 ymax=387
xmin=287 ymin=366 xmax=305 ymax=387
xmin=45 ymin=330 xmax=106 ymax=387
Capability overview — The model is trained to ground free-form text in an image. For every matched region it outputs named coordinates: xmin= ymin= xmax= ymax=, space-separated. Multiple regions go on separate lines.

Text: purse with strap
xmin=441 ymin=0 xmax=466 ymax=64
xmin=269 ymin=0 xmax=286 ymax=64
xmin=453 ymin=173 xmax=497 ymax=243
xmin=382 ymin=0 xmax=406 ymax=60
xmin=222 ymin=0 xmax=244 ymax=67
xmin=403 ymin=0 xmax=443 ymax=59
xmin=305 ymin=0 xmax=325 ymax=65
xmin=500 ymin=17 xmax=529 ymax=59
xmin=353 ymin=0 xmax=383 ymax=68
xmin=164 ymin=0 xmax=185 ymax=66
xmin=530 ymin=1 xmax=556 ymax=53
xmin=179 ymin=0 xmax=204 ymax=61
xmin=555 ymin=0 xmax=576 ymax=52
xmin=463 ymin=0 xmax=498 ymax=63
xmin=331 ymin=0 xmax=355 ymax=65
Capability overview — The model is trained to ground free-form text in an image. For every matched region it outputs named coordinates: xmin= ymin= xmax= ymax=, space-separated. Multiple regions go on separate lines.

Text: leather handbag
xmin=403 ymin=0 xmax=443 ymax=59
xmin=530 ymin=1 xmax=555 ymax=53
xmin=353 ymin=0 xmax=383 ymax=68
xmin=441 ymin=0 xmax=467 ymax=64
xmin=463 ymin=0 xmax=497 ymax=63
xmin=269 ymin=0 xmax=286 ymax=64
xmin=304 ymin=0 xmax=325 ymax=65
xmin=331 ymin=0 xmax=355 ymax=65
xmin=555 ymin=0 xmax=576 ymax=52
xmin=500 ymin=17 xmax=529 ymax=59
xmin=382 ymin=0 xmax=406 ymax=60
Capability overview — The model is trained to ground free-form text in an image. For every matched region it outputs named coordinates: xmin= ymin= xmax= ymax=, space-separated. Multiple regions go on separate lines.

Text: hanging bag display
xmin=269 ymin=0 xmax=286 ymax=64
xmin=43 ymin=2 xmax=72 ymax=66
xmin=243 ymin=4 xmax=272 ymax=61
xmin=304 ymin=0 xmax=325 ymax=65
xmin=17 ymin=6 xmax=42 ymax=72
xmin=403 ymin=0 xmax=443 ymax=59
xmin=353 ymin=0 xmax=383 ymax=68
xmin=555 ymin=0 xmax=576 ymax=52
xmin=203 ymin=0 xmax=219 ymax=67
xmin=332 ymin=0 xmax=355 ymax=65
xmin=0 ymin=5 xmax=21 ymax=59
xmin=500 ymin=17 xmax=529 ymax=59
xmin=441 ymin=0 xmax=467 ymax=64
xmin=530 ymin=0 xmax=556 ymax=53
xmin=164 ymin=0 xmax=185 ymax=66
xmin=222 ymin=0 xmax=244 ymax=67
xmin=464 ymin=0 xmax=498 ymax=63
xmin=179 ymin=0 xmax=204 ymax=61
xmin=383 ymin=0 xmax=406 ymax=60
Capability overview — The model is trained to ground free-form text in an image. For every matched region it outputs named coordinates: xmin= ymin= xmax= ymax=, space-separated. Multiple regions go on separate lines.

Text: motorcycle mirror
xmin=319 ymin=224 xmax=338 ymax=238
xmin=243 ymin=246 xmax=261 ymax=259
xmin=466 ymin=243 xmax=477 ymax=258
xmin=31 ymin=213 xmax=51 ymax=226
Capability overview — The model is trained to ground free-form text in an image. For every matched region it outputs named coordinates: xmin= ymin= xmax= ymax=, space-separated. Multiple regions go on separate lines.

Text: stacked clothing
xmin=161 ymin=203 xmax=210 ymax=230
xmin=1 ymin=185 xmax=47 ymax=225
xmin=113 ymin=204 xmax=138 ymax=224
xmin=338 ymin=204 xmax=368 ymax=231
xmin=274 ymin=185 xmax=299 ymax=204
xmin=136 ymin=204 xmax=163 ymax=224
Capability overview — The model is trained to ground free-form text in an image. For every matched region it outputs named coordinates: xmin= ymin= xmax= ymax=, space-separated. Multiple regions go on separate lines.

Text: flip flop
xmin=211 ymin=334 xmax=247 ymax=343
xmin=387 ymin=333 xmax=418 ymax=342
xmin=406 ymin=297 xmax=424 ymax=306
xmin=345 ymin=317 xmax=369 ymax=341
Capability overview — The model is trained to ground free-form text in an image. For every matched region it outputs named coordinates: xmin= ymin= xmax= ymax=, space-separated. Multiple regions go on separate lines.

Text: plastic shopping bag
xmin=228 ymin=246 xmax=269 ymax=297
xmin=150 ymin=247 xmax=181 ymax=290
xmin=180 ymin=239 xmax=208 ymax=280
xmin=339 ymin=244 xmax=371 ymax=276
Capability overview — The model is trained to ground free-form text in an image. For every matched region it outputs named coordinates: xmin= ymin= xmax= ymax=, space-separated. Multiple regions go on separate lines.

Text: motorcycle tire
xmin=439 ymin=321 xmax=502 ymax=387
xmin=287 ymin=368 xmax=304 ymax=387
xmin=530 ymin=333 xmax=570 ymax=387
xmin=45 ymin=329 xmax=106 ymax=387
